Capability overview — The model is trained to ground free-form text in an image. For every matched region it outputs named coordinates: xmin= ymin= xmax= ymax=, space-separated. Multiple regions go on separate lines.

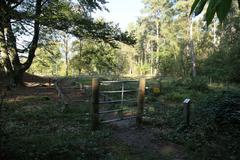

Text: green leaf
xmin=206 ymin=0 xmax=221 ymax=25
xmin=190 ymin=0 xmax=201 ymax=15
xmin=216 ymin=0 xmax=232 ymax=23
xmin=194 ymin=0 xmax=208 ymax=16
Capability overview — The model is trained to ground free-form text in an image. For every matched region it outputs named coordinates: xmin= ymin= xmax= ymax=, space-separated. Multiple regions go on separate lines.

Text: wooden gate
xmin=91 ymin=78 xmax=145 ymax=130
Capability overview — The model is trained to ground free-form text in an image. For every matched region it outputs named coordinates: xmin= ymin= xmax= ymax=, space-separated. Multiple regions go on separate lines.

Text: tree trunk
xmin=213 ymin=18 xmax=217 ymax=46
xmin=63 ymin=34 xmax=70 ymax=76
xmin=65 ymin=52 xmax=69 ymax=76
xmin=13 ymin=70 xmax=25 ymax=86
xmin=189 ymin=18 xmax=196 ymax=77
xmin=0 ymin=0 xmax=42 ymax=87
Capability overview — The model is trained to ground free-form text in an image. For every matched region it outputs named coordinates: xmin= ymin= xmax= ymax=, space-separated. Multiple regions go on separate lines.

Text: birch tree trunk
xmin=189 ymin=17 xmax=196 ymax=77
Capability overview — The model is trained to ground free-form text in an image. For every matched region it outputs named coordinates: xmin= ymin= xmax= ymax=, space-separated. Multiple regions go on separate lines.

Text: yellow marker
xmin=153 ymin=87 xmax=160 ymax=94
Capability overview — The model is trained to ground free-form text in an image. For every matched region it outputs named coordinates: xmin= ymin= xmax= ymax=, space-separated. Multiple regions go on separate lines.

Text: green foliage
xmin=170 ymin=77 xmax=208 ymax=92
xmin=136 ymin=63 xmax=151 ymax=75
xmin=186 ymin=91 xmax=240 ymax=159
xmin=144 ymin=101 xmax=184 ymax=128
xmin=190 ymin=0 xmax=208 ymax=16
xmin=28 ymin=42 xmax=63 ymax=76
xmin=187 ymin=77 xmax=208 ymax=91
xmin=0 ymin=0 xmax=135 ymax=86
xmin=128 ymin=0 xmax=239 ymax=82
xmin=70 ymin=40 xmax=126 ymax=75
xmin=156 ymin=51 xmax=178 ymax=76
xmin=190 ymin=0 xmax=239 ymax=25
xmin=0 ymin=96 xmax=117 ymax=160
xmin=41 ymin=1 xmax=136 ymax=47
xmin=201 ymin=14 xmax=240 ymax=83
xmin=150 ymin=82 xmax=240 ymax=160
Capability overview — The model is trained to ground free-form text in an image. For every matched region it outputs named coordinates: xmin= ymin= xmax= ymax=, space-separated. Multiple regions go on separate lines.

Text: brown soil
xmin=2 ymin=73 xmax=58 ymax=102
xmin=111 ymin=123 xmax=187 ymax=160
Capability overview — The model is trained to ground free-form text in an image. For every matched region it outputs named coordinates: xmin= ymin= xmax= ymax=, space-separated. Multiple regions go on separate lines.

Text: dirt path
xmin=2 ymin=74 xmax=58 ymax=102
xmin=111 ymin=121 xmax=187 ymax=160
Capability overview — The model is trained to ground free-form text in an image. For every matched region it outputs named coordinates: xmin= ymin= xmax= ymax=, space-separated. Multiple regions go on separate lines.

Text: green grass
xmin=0 ymin=95 xmax=158 ymax=160
xmin=1 ymin=96 xmax=97 ymax=160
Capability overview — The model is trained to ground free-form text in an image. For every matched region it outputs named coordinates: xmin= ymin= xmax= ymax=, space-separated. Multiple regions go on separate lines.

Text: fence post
xmin=91 ymin=78 xmax=100 ymax=130
xmin=183 ymin=98 xmax=191 ymax=126
xmin=0 ymin=89 xmax=6 ymax=115
xmin=121 ymin=82 xmax=124 ymax=105
xmin=136 ymin=78 xmax=145 ymax=126
xmin=48 ymin=78 xmax=51 ymax=88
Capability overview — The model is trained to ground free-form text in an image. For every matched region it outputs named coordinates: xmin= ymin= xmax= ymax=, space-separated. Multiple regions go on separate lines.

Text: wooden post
xmin=121 ymin=82 xmax=124 ymax=105
xmin=136 ymin=78 xmax=145 ymax=126
xmin=119 ymin=82 xmax=125 ymax=119
xmin=91 ymin=78 xmax=100 ymax=130
xmin=48 ymin=78 xmax=51 ymax=88
xmin=183 ymin=98 xmax=191 ymax=126
xmin=0 ymin=89 xmax=6 ymax=114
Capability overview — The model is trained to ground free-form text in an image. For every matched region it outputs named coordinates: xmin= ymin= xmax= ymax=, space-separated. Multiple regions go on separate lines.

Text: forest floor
xmin=111 ymin=123 xmax=187 ymax=160
xmin=0 ymin=74 xmax=189 ymax=160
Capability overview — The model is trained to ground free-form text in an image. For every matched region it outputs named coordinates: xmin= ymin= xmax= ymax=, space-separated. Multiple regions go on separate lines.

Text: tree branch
xmin=41 ymin=0 xmax=49 ymax=7
xmin=10 ymin=0 xmax=24 ymax=9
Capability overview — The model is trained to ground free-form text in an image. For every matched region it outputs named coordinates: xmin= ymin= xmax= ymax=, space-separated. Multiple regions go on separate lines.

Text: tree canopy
xmin=0 ymin=0 xmax=135 ymax=86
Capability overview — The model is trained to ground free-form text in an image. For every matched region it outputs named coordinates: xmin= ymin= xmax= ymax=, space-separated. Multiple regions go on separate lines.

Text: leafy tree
xmin=118 ymin=41 xmax=138 ymax=75
xmin=202 ymin=13 xmax=240 ymax=82
xmin=70 ymin=39 xmax=126 ymax=75
xmin=29 ymin=41 xmax=63 ymax=76
xmin=0 ymin=0 xmax=135 ymax=86
xmin=132 ymin=0 xmax=200 ymax=77
xmin=128 ymin=0 xmax=223 ymax=79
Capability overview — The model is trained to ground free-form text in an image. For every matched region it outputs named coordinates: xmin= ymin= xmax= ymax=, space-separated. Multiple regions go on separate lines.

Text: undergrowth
xmin=0 ymin=96 xmax=115 ymax=160
xmin=145 ymin=79 xmax=240 ymax=160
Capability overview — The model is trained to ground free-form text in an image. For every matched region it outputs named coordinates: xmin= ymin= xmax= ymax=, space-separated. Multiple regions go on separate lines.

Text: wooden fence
xmin=55 ymin=78 xmax=92 ymax=111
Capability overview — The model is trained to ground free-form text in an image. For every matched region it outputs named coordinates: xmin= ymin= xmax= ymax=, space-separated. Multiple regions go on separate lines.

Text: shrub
xmin=188 ymin=91 xmax=240 ymax=160
xmin=165 ymin=92 xmax=188 ymax=102
xmin=188 ymin=77 xmax=208 ymax=91
xmin=171 ymin=77 xmax=208 ymax=91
